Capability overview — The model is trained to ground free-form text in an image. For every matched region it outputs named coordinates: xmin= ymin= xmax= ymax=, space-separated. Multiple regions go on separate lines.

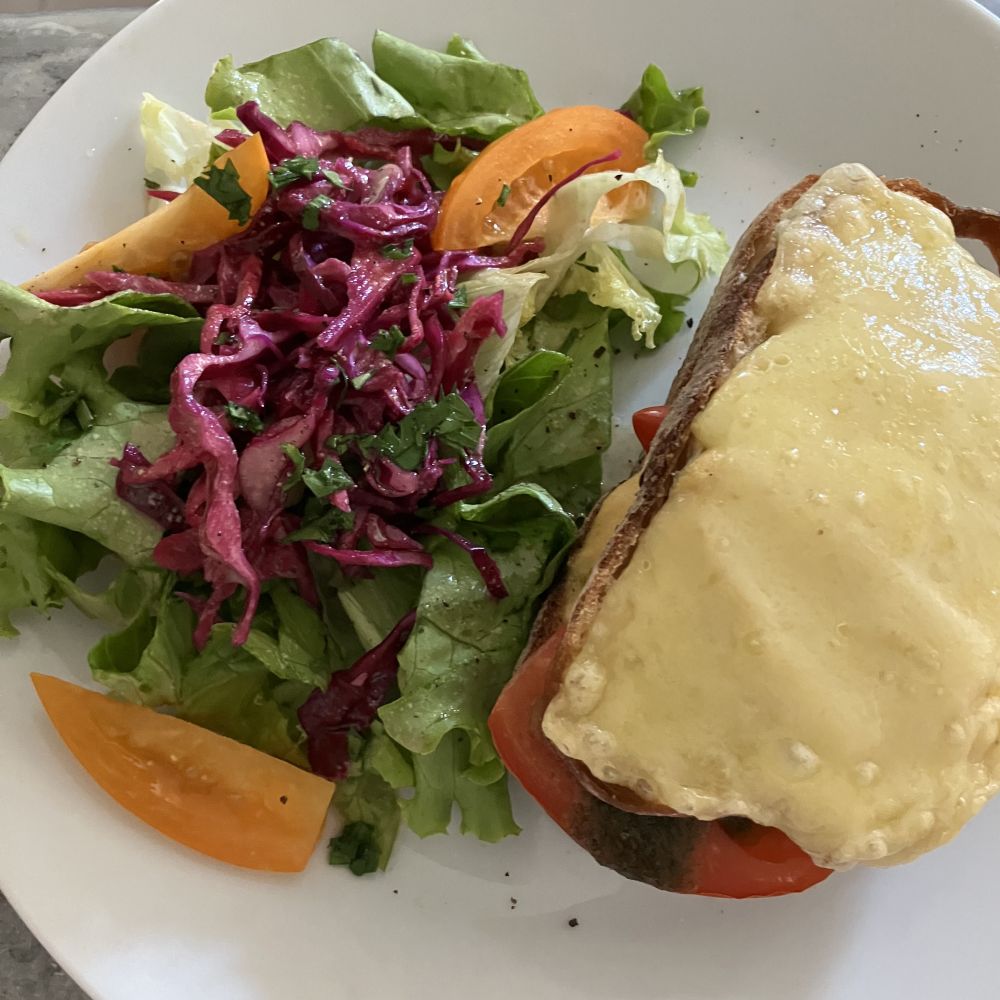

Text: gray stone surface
xmin=0 ymin=13 xmax=142 ymax=1000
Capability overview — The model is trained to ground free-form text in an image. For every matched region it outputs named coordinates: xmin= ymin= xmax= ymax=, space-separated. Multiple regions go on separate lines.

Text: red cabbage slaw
xmin=40 ymin=104 xmax=541 ymax=669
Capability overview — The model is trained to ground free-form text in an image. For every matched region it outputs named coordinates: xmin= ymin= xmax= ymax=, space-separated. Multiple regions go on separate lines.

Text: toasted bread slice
xmin=494 ymin=174 xmax=1000 ymax=893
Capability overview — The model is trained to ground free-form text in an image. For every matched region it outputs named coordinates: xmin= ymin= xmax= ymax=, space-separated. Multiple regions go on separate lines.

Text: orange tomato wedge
xmin=23 ymin=133 xmax=270 ymax=291
xmin=32 ymin=674 xmax=334 ymax=872
xmin=432 ymin=105 xmax=649 ymax=251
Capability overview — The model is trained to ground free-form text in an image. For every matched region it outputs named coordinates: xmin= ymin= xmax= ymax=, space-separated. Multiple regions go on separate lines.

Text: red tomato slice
xmin=632 ymin=404 xmax=670 ymax=451
xmin=33 ymin=674 xmax=334 ymax=872
xmin=490 ymin=633 xmax=833 ymax=897
xmin=432 ymin=105 xmax=649 ymax=251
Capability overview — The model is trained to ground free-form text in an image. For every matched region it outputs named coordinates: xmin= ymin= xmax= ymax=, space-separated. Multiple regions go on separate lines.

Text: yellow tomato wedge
xmin=432 ymin=106 xmax=649 ymax=251
xmin=32 ymin=673 xmax=334 ymax=872
xmin=23 ymin=133 xmax=270 ymax=292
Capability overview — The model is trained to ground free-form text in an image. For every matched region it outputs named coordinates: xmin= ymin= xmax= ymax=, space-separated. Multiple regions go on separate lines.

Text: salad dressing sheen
xmin=543 ymin=163 xmax=1000 ymax=869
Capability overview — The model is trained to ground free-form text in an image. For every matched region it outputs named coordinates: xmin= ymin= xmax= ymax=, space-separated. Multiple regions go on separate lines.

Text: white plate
xmin=3 ymin=1 xmax=1000 ymax=997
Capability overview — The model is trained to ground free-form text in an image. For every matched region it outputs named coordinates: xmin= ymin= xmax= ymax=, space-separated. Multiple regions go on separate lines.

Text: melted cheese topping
xmin=558 ymin=475 xmax=640 ymax=620
xmin=543 ymin=164 xmax=1000 ymax=869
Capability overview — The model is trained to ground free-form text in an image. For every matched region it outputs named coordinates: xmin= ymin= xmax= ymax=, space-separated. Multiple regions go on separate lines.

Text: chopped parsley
xmin=448 ymin=285 xmax=469 ymax=311
xmin=302 ymin=194 xmax=333 ymax=231
xmin=322 ymin=168 xmax=347 ymax=189
xmin=193 ymin=160 xmax=252 ymax=225
xmin=370 ymin=325 xmax=406 ymax=357
xmin=381 ymin=239 xmax=414 ymax=260
xmin=225 ymin=402 xmax=264 ymax=433
xmin=356 ymin=393 xmax=481 ymax=471
xmin=282 ymin=445 xmax=353 ymax=497
xmin=284 ymin=502 xmax=355 ymax=544
xmin=329 ymin=821 xmax=380 ymax=876
xmin=496 ymin=183 xmax=511 ymax=208
xmin=269 ymin=156 xmax=320 ymax=190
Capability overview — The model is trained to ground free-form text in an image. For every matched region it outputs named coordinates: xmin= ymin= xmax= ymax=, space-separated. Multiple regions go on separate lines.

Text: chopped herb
xmin=284 ymin=502 xmax=355 ymax=544
xmin=282 ymin=443 xmax=307 ymax=490
xmin=448 ymin=285 xmax=469 ymax=310
xmin=399 ymin=273 xmax=419 ymax=287
xmin=282 ymin=444 xmax=354 ymax=497
xmin=329 ymin=821 xmax=380 ymax=877
xmin=213 ymin=329 xmax=235 ymax=347
xmin=381 ymin=239 xmax=414 ymax=260
xmin=678 ymin=167 xmax=699 ymax=188
xmin=304 ymin=457 xmax=354 ymax=498
xmin=193 ymin=159 xmax=252 ymax=225
xmin=302 ymin=194 xmax=333 ymax=231
xmin=111 ymin=265 xmax=126 ymax=274
xmin=370 ymin=325 xmax=406 ymax=357
xmin=143 ymin=177 xmax=160 ymax=190
xmin=322 ymin=168 xmax=348 ymax=189
xmin=325 ymin=433 xmax=359 ymax=453
xmin=496 ymin=183 xmax=511 ymax=208
xmin=351 ymin=372 xmax=374 ymax=390
xmin=357 ymin=392 xmax=481 ymax=471
xmin=225 ymin=402 xmax=263 ymax=433
xmin=269 ymin=156 xmax=320 ymax=190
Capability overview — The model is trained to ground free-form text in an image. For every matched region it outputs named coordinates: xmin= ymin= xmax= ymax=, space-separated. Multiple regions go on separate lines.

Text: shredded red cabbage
xmin=415 ymin=524 xmax=508 ymax=599
xmin=91 ymin=106 xmax=537 ymax=647
xmin=298 ymin=610 xmax=417 ymax=779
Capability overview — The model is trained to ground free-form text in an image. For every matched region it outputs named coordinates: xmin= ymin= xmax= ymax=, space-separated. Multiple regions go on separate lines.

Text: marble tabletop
xmin=4 ymin=2 xmax=1000 ymax=998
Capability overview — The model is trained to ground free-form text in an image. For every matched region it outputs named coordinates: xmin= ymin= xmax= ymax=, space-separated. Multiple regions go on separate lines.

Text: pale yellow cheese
xmin=543 ymin=163 xmax=1000 ymax=869
xmin=558 ymin=475 xmax=640 ymax=620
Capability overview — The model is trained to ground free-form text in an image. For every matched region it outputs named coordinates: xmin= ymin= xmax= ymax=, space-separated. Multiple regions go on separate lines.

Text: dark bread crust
xmin=508 ymin=173 xmax=1000 ymax=886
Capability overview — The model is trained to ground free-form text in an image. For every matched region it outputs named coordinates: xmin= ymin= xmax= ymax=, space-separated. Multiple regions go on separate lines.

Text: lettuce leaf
xmin=420 ymin=140 xmax=478 ymax=191
xmin=371 ymin=32 xmax=542 ymax=140
xmin=0 ymin=282 xmax=201 ymax=418
xmin=486 ymin=306 xmax=611 ymax=519
xmin=0 ymin=400 xmax=175 ymax=565
xmin=205 ymin=34 xmax=542 ymax=142
xmin=89 ymin=583 xmax=339 ymax=766
xmin=462 ymin=155 xmax=727 ymax=355
xmin=0 ymin=517 xmax=107 ymax=637
xmin=139 ymin=93 xmax=224 ymax=195
xmin=378 ymin=484 xmax=575 ymax=839
xmin=328 ymin=720 xmax=413 ymax=872
xmin=206 ymin=38 xmax=418 ymax=133
xmin=622 ymin=64 xmax=710 ymax=160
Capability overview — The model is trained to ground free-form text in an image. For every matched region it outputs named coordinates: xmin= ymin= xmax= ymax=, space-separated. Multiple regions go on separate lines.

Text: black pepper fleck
xmin=393 ymin=889 xmax=399 ymax=895
xmin=686 ymin=317 xmax=694 ymax=329
xmin=504 ymin=872 xmax=510 ymax=877
xmin=568 ymin=918 xmax=579 ymax=928
xmin=593 ymin=345 xmax=607 ymax=359
xmin=279 ymin=795 xmax=288 ymax=805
